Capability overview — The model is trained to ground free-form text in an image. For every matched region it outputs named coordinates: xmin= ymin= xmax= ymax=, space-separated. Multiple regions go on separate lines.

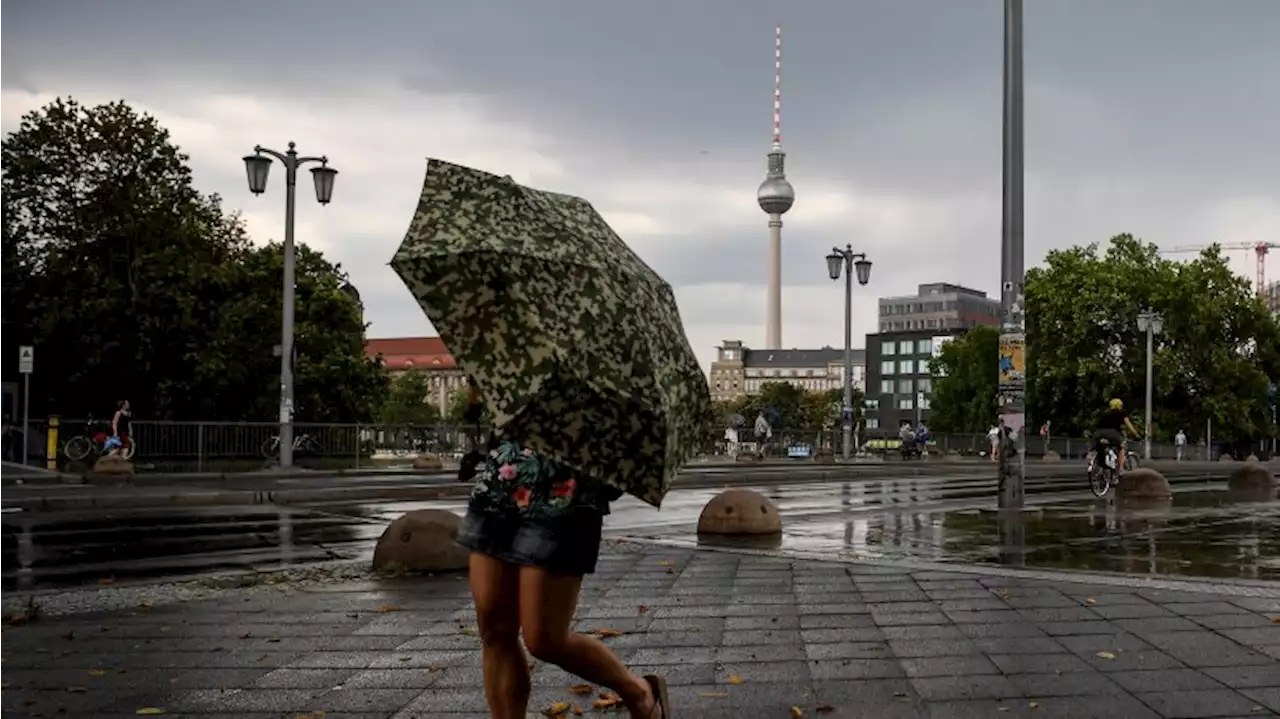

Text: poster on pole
xmin=18 ymin=346 xmax=34 ymax=374
xmin=998 ymin=332 xmax=1025 ymax=389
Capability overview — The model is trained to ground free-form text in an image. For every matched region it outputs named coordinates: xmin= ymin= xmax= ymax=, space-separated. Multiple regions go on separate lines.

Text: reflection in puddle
xmin=813 ymin=489 xmax=1277 ymax=580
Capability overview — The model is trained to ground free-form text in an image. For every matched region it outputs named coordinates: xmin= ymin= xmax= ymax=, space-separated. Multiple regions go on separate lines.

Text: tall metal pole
xmin=22 ymin=374 xmax=30 ymax=466
xmin=279 ymin=147 xmax=299 ymax=469
xmin=1144 ymin=324 xmax=1154 ymax=460
xmin=997 ymin=0 xmax=1026 ymax=510
xmin=842 ymin=260 xmax=853 ymax=461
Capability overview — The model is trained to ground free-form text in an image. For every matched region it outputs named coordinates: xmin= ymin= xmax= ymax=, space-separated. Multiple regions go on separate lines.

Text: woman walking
xmin=455 ymin=415 xmax=670 ymax=718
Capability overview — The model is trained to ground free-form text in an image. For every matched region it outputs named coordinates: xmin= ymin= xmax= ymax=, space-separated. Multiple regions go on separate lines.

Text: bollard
xmin=45 ymin=416 xmax=59 ymax=470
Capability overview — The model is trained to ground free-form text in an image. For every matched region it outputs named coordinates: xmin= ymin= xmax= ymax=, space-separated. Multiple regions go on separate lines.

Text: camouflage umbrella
xmin=391 ymin=159 xmax=711 ymax=507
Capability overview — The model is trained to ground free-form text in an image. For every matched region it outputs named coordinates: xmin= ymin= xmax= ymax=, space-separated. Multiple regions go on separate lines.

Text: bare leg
xmin=518 ymin=565 xmax=657 ymax=718
xmin=470 ymin=553 xmax=530 ymax=719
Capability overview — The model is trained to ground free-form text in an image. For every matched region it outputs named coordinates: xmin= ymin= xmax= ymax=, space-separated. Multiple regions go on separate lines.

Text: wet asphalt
xmin=4 ymin=468 xmax=1276 ymax=591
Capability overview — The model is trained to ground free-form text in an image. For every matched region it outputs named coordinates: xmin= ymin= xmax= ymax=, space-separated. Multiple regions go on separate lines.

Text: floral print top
xmin=469 ymin=440 xmax=621 ymax=520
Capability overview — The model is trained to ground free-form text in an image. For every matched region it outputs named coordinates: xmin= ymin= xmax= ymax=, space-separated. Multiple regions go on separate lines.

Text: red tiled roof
xmin=365 ymin=336 xmax=457 ymax=370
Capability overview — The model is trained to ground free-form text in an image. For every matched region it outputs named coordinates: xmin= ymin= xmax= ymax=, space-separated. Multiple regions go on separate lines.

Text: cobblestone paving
xmin=3 ymin=546 xmax=1279 ymax=718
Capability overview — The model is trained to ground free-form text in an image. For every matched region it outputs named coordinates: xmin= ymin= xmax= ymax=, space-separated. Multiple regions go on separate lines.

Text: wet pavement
xmin=2 ymin=543 xmax=1278 ymax=718
xmin=4 ymin=469 xmax=1277 ymax=591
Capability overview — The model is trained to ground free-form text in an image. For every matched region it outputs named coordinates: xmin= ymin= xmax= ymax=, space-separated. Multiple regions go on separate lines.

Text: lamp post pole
xmin=1137 ymin=310 xmax=1163 ymax=460
xmin=826 ymin=245 xmax=872 ymax=461
xmin=997 ymin=0 xmax=1027 ymax=512
xmin=243 ymin=143 xmax=338 ymax=469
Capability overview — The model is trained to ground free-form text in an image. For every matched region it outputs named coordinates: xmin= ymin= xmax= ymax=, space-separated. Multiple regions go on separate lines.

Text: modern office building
xmin=878 ymin=283 xmax=1002 ymax=333
xmin=863 ymin=330 xmax=966 ymax=432
xmin=710 ymin=341 xmax=865 ymax=402
xmin=1266 ymin=279 xmax=1280 ymax=317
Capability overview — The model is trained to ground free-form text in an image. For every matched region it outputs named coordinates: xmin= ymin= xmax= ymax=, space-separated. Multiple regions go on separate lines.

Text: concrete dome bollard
xmin=1218 ymin=454 xmax=1235 ymax=462
xmin=697 ymin=489 xmax=782 ymax=536
xmin=814 ymin=448 xmax=836 ymax=464
xmin=373 ymin=509 xmax=470 ymax=573
xmin=1245 ymin=454 xmax=1260 ymax=463
xmin=1227 ymin=462 xmax=1277 ymax=493
xmin=1117 ymin=467 xmax=1172 ymax=499
xmin=413 ymin=455 xmax=444 ymax=470
xmin=944 ymin=450 xmax=965 ymax=462
xmin=735 ymin=451 xmax=763 ymax=463
xmin=1042 ymin=450 xmax=1061 ymax=462
xmin=92 ymin=455 xmax=135 ymax=476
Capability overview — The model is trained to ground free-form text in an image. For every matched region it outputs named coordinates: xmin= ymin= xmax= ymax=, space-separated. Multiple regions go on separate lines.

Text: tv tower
xmin=757 ymin=23 xmax=794 ymax=350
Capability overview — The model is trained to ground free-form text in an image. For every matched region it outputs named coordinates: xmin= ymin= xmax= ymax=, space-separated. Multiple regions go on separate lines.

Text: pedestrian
xmin=754 ymin=411 xmax=772 ymax=455
xmin=1174 ymin=429 xmax=1187 ymax=462
xmin=987 ymin=424 xmax=1001 ymax=462
xmin=102 ymin=400 xmax=131 ymax=457
xmin=454 ymin=395 xmax=670 ymax=719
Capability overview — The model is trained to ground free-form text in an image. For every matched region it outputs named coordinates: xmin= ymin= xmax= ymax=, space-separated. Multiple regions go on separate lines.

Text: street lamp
xmin=243 ymin=142 xmax=339 ymax=468
xmin=826 ymin=244 xmax=872 ymax=461
xmin=1136 ymin=309 xmax=1164 ymax=460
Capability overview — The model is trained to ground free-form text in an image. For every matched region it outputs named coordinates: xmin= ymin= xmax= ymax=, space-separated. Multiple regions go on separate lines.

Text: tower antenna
xmin=773 ymin=23 xmax=783 ymax=148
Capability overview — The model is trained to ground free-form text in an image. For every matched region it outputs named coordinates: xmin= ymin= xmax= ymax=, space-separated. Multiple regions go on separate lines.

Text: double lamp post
xmin=826 ymin=245 xmax=872 ymax=461
xmin=1136 ymin=309 xmax=1163 ymax=460
xmin=243 ymin=142 xmax=338 ymax=469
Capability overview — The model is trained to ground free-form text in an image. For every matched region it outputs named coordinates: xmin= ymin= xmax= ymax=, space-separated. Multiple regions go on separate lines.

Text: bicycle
xmin=64 ymin=418 xmax=137 ymax=461
xmin=261 ymin=432 xmax=321 ymax=459
xmin=1087 ymin=437 xmax=1121 ymax=497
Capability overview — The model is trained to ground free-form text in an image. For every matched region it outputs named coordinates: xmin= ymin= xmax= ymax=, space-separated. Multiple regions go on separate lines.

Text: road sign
xmin=18 ymin=346 xmax=33 ymax=374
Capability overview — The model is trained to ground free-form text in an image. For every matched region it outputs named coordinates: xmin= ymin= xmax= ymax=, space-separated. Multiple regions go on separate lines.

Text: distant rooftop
xmin=880 ymin=282 xmax=992 ymax=301
xmin=743 ymin=347 xmax=865 ymax=368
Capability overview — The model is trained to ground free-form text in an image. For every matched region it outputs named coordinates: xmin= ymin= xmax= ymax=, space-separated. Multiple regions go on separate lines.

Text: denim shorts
xmin=454 ymin=507 xmax=605 ymax=576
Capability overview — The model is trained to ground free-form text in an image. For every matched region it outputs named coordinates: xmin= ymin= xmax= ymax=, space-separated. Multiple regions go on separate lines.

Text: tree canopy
xmin=376 ymin=369 xmax=440 ymax=425
xmin=927 ymin=325 xmax=999 ymax=433
xmin=1025 ymin=234 xmax=1279 ymax=441
xmin=2 ymin=97 xmax=387 ymax=421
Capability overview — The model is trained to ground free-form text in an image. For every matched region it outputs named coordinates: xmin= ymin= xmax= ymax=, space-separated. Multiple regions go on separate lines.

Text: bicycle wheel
xmin=261 ymin=437 xmax=280 ymax=459
xmin=1089 ymin=465 xmax=1111 ymax=497
xmin=65 ymin=436 xmax=93 ymax=461
xmin=1124 ymin=453 xmax=1138 ymax=471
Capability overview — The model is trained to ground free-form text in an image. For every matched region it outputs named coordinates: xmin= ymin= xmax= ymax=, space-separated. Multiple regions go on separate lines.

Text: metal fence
xmin=3 ymin=418 xmax=1271 ymax=472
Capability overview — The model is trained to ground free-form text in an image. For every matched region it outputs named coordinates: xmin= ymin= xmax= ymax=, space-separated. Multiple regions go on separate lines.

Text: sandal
xmin=643 ymin=674 xmax=671 ymax=718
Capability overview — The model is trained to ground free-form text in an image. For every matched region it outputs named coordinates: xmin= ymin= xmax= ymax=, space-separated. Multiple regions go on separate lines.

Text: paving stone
xmin=1008 ymin=670 xmax=1126 ymax=697
xmin=1219 ymin=626 xmax=1280 ymax=648
xmin=715 ymin=643 xmax=806 ymax=662
xmin=340 ymin=668 xmax=444 ymax=689
xmin=986 ymin=652 xmax=1095 ymax=675
xmin=879 ymin=624 xmax=967 ymax=640
xmin=955 ymin=621 xmax=1048 ymax=639
xmin=721 ymin=615 xmax=794 ymax=630
xmin=909 ymin=674 xmax=1021 ymax=701
xmin=1106 ymin=668 xmax=1228 ymax=693
xmin=1040 ymin=620 xmax=1124 ymax=636
xmin=720 ymin=628 xmax=803 ymax=646
xmin=808 ymin=658 xmax=905 ymax=680
xmin=1113 ymin=616 xmax=1208 ymax=636
xmin=898 ymin=655 xmax=999 ymax=678
xmin=810 ymin=678 xmax=922 ymax=718
xmin=1240 ymin=687 xmax=1280 ymax=713
xmin=314 ymin=687 xmax=421 ymax=712
xmin=1163 ymin=601 xmax=1254 ymax=616
xmin=805 ymin=641 xmax=892 ymax=660
xmin=970 ymin=636 xmax=1066 ymax=655
xmin=715 ymin=660 xmax=810 ymax=683
xmin=887 ymin=638 xmax=981 ymax=657
xmin=799 ymin=614 xmax=879 ymax=630
xmin=1193 ymin=613 xmax=1278 ymax=630
xmin=1141 ymin=630 xmax=1277 ymax=667
xmin=873 ymin=612 xmax=952 ymax=626
xmin=1134 ymin=688 xmax=1268 ymax=718
xmin=944 ymin=609 xmax=1023 ymax=624
xmin=255 ymin=667 xmax=360 ymax=688
xmin=1202 ymin=664 xmax=1280 ymax=689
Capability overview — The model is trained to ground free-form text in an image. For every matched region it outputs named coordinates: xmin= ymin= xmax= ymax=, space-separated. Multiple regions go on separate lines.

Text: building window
xmin=918 ymin=378 xmax=932 ymax=393
xmin=897 ymin=397 xmax=915 ymax=410
xmin=898 ymin=359 xmax=915 ymax=374
xmin=866 ymin=418 xmax=880 ymax=429
xmin=880 ymin=360 xmax=895 ymax=375
xmin=898 ymin=341 xmax=913 ymax=354
xmin=897 ymin=379 xmax=913 ymax=394
xmin=917 ymin=339 xmax=932 ymax=354
xmin=881 ymin=340 xmax=896 ymax=356
xmin=864 ymin=399 xmax=879 ymax=411
xmin=919 ymin=396 xmax=932 ymax=410
xmin=879 ymin=380 xmax=894 ymax=394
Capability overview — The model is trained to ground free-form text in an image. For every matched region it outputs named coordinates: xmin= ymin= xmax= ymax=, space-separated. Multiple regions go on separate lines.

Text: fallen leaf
xmin=815 ymin=705 xmax=836 ymax=714
xmin=87 ymin=669 xmax=107 ymax=677
xmin=1252 ymin=707 xmax=1267 ymax=713
xmin=99 ymin=577 xmax=115 ymax=586
xmin=1270 ymin=617 xmax=1280 ymax=624
xmin=587 ymin=628 xmax=626 ymax=638
xmin=665 ymin=567 xmax=675 ymax=574
xmin=699 ymin=691 xmax=730 ymax=698
xmin=424 ymin=665 xmax=447 ymax=672
xmin=267 ymin=638 xmax=281 ymax=644
xmin=790 ymin=706 xmax=806 ymax=718
xmin=998 ymin=708 xmax=1010 ymax=713
xmin=374 ymin=605 xmax=402 ymax=613
xmin=727 ymin=674 xmax=745 ymax=685
xmin=66 ymin=686 xmax=87 ymax=693
xmin=568 ymin=684 xmax=593 ymax=695
xmin=656 ymin=560 xmax=674 ymax=567
xmin=638 ymin=605 xmax=649 ymax=614
xmin=1029 ymin=701 xmax=1040 ymax=709
xmin=1095 ymin=651 xmax=1117 ymax=660
xmin=239 ymin=633 xmax=252 ymax=639
xmin=1084 ymin=598 xmax=1097 ymax=606
xmin=135 ymin=710 xmax=167 ymax=716
xmin=592 ymin=692 xmax=622 ymax=709
xmin=99 ymin=625 xmax=111 ymax=633
xmin=398 ymin=656 xmax=411 ymax=662
xmin=573 ymin=706 xmax=583 ymax=716
xmin=461 ymin=627 xmax=479 ymax=637
xmin=542 ymin=701 xmax=571 ymax=716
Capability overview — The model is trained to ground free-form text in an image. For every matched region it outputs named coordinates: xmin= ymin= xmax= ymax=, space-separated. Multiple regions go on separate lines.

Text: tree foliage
xmin=927 ymin=325 xmax=999 ymax=433
xmin=376 ymin=369 xmax=440 ymax=425
xmin=720 ymin=385 xmax=861 ymax=431
xmin=2 ymin=97 xmax=386 ymax=421
xmin=1025 ymin=234 xmax=1280 ymax=441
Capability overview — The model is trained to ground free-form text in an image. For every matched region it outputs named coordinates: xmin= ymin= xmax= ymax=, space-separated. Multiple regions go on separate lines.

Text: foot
xmin=625 ymin=677 xmax=659 ymax=719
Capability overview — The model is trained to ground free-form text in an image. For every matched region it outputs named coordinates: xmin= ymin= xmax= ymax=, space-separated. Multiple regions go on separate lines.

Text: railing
xmin=2 ymin=419 xmax=1272 ymax=473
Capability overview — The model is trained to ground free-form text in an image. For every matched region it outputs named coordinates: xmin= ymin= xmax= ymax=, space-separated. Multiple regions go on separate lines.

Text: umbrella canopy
xmin=391 ymin=159 xmax=711 ymax=507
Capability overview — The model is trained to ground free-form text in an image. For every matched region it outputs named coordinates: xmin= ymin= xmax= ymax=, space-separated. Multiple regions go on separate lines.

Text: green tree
xmin=376 ymin=369 xmax=440 ymax=425
xmin=928 ymin=325 xmax=999 ymax=433
xmin=2 ymin=97 xmax=385 ymax=421
xmin=447 ymin=386 xmax=491 ymax=424
xmin=1025 ymin=234 xmax=1280 ymax=441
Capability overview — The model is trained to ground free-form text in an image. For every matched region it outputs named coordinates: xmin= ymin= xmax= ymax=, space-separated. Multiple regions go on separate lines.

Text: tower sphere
xmin=757 ymin=176 xmax=795 ymax=215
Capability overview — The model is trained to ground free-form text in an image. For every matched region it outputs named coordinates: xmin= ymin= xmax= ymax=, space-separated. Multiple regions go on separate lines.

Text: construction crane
xmin=1159 ymin=241 xmax=1279 ymax=296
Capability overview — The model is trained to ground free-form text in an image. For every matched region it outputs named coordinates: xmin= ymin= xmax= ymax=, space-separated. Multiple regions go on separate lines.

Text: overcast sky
xmin=4 ymin=0 xmax=1278 ymax=371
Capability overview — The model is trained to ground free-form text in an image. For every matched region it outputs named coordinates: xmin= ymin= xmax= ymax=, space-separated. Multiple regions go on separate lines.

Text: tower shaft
xmin=767 ymin=216 xmax=783 ymax=349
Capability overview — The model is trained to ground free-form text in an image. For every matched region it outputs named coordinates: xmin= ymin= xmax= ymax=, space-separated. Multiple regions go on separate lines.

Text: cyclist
xmin=103 ymin=400 xmax=132 ymax=457
xmin=1095 ymin=398 xmax=1141 ymax=472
